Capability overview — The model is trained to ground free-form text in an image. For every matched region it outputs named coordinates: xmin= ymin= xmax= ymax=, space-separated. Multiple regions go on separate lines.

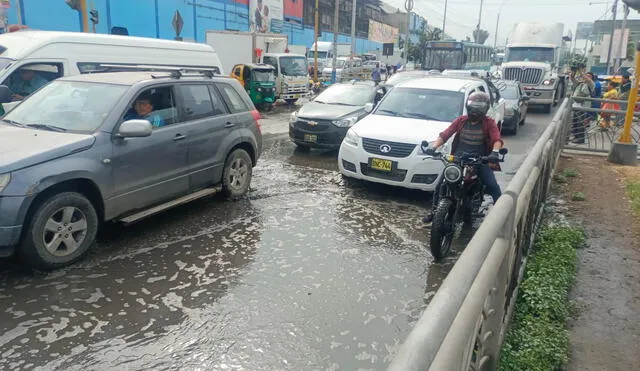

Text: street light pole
xmin=605 ymin=0 xmax=619 ymax=75
xmin=476 ymin=0 xmax=484 ymax=43
xmin=351 ymin=0 xmax=357 ymax=57
xmin=313 ymin=0 xmax=319 ymax=82
xmin=443 ymin=0 xmax=448 ymax=37
xmin=331 ymin=0 xmax=339 ymax=84
xmin=404 ymin=0 xmax=414 ymax=68
xmin=494 ymin=0 xmax=509 ymax=48
xmin=614 ymin=3 xmax=629 ymax=73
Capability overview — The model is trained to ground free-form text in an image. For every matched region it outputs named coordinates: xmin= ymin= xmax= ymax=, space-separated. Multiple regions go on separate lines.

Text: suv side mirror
xmin=0 ymin=85 xmax=11 ymax=103
xmin=118 ymin=119 xmax=153 ymax=138
xmin=521 ymin=96 xmax=530 ymax=102
xmin=364 ymin=102 xmax=374 ymax=113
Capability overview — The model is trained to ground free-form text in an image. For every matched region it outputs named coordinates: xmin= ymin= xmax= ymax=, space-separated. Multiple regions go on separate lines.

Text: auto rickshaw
xmin=230 ymin=63 xmax=276 ymax=111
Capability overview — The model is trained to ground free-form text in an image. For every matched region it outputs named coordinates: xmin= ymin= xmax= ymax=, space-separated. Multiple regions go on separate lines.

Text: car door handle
xmin=224 ymin=122 xmax=235 ymax=128
xmin=173 ymin=134 xmax=187 ymax=141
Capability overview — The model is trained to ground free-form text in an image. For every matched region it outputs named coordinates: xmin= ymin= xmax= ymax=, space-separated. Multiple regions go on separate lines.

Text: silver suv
xmin=0 ymin=70 xmax=262 ymax=269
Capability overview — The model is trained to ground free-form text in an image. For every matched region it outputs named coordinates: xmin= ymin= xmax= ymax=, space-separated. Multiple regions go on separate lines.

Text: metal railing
xmin=387 ymin=98 xmax=572 ymax=371
xmin=565 ymin=97 xmax=640 ymax=155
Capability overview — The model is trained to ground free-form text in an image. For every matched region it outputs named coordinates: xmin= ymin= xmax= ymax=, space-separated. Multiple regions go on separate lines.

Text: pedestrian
xmin=372 ymin=65 xmax=381 ymax=86
xmin=587 ymin=72 xmax=601 ymax=123
xmin=600 ymin=80 xmax=620 ymax=129
xmin=571 ymin=72 xmax=595 ymax=144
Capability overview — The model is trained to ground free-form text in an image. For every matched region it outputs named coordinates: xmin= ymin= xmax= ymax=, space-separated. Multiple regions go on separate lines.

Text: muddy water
xmin=0 ymin=142 xmax=468 ymax=370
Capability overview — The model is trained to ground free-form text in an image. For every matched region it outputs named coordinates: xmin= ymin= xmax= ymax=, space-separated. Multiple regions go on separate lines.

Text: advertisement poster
xmin=599 ymin=28 xmax=630 ymax=63
xmin=283 ymin=0 xmax=303 ymax=23
xmin=368 ymin=20 xmax=399 ymax=44
xmin=250 ymin=0 xmax=283 ymax=33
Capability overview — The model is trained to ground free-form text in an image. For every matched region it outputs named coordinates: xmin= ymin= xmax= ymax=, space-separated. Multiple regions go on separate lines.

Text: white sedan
xmin=338 ymin=76 xmax=504 ymax=191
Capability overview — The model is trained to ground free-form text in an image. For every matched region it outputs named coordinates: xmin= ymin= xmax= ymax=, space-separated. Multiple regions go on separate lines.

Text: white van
xmin=0 ymin=30 xmax=223 ymax=110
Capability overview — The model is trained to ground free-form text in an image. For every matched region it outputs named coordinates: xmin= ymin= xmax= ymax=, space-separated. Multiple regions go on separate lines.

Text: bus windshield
xmin=424 ymin=49 xmax=463 ymax=70
xmin=506 ymin=47 xmax=555 ymax=63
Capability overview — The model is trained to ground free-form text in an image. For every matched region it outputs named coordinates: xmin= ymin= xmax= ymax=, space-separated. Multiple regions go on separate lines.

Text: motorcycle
xmin=421 ymin=141 xmax=508 ymax=260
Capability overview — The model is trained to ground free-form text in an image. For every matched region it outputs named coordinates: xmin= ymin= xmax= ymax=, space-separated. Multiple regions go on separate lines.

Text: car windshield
xmin=314 ymin=85 xmax=373 ymax=106
xmin=502 ymin=85 xmax=520 ymax=99
xmin=3 ymin=80 xmax=127 ymax=133
xmin=280 ymin=56 xmax=307 ymax=76
xmin=375 ymin=87 xmax=464 ymax=122
xmin=506 ymin=47 xmax=554 ymax=63
xmin=253 ymin=70 xmax=275 ymax=82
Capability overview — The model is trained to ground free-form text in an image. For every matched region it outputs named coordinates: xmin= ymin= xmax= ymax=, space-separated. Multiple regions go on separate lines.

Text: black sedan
xmin=501 ymin=80 xmax=530 ymax=135
xmin=289 ymin=81 xmax=385 ymax=149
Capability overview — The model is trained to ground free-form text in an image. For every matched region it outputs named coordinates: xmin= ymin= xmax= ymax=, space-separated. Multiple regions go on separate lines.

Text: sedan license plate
xmin=304 ymin=134 xmax=318 ymax=143
xmin=370 ymin=158 xmax=392 ymax=172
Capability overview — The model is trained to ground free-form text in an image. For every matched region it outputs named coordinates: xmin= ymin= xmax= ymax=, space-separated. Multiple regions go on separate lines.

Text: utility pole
xmin=331 ymin=0 xmax=339 ymax=83
xmin=404 ymin=0 xmax=413 ymax=68
xmin=605 ymin=0 xmax=619 ymax=75
xmin=442 ymin=0 xmax=447 ymax=37
xmin=313 ymin=0 xmax=319 ymax=82
xmin=476 ymin=0 xmax=484 ymax=43
xmin=494 ymin=1 xmax=509 ymax=48
xmin=614 ymin=3 xmax=629 ymax=73
xmin=351 ymin=0 xmax=357 ymax=57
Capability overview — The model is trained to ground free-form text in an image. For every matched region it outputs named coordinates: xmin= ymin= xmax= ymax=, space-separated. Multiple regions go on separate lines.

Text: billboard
xmin=575 ymin=22 xmax=594 ymax=40
xmin=368 ymin=20 xmax=399 ymax=44
xmin=250 ymin=0 xmax=283 ymax=33
xmin=599 ymin=28 xmax=630 ymax=63
xmin=283 ymin=0 xmax=303 ymax=22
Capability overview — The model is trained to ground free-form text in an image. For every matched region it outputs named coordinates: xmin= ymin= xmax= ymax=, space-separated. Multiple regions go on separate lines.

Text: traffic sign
xmin=172 ymin=10 xmax=184 ymax=37
xmin=383 ymin=43 xmax=394 ymax=56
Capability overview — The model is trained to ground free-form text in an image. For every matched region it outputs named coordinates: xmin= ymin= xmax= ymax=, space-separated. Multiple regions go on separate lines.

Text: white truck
xmin=307 ymin=41 xmax=351 ymax=71
xmin=205 ymin=30 xmax=309 ymax=102
xmin=501 ymin=22 xmax=568 ymax=113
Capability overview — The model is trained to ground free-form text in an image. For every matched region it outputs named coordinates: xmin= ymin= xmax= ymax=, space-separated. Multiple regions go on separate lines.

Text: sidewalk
xmin=555 ymin=155 xmax=640 ymax=370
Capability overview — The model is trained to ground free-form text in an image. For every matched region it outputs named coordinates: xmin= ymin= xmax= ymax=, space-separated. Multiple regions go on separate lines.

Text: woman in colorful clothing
xmin=600 ymin=81 xmax=620 ymax=129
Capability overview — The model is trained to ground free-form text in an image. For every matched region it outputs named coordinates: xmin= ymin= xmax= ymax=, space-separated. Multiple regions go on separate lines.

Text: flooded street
xmin=0 ymin=106 xmax=556 ymax=370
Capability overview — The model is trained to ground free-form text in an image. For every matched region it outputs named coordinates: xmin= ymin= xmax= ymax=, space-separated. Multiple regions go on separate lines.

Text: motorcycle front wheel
xmin=430 ymin=198 xmax=455 ymax=260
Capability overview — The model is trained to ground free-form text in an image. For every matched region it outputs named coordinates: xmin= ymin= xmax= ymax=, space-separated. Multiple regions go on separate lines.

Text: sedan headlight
xmin=333 ymin=115 xmax=359 ymax=128
xmin=343 ymin=129 xmax=360 ymax=147
xmin=0 ymin=173 xmax=11 ymax=193
xmin=290 ymin=111 xmax=298 ymax=124
xmin=443 ymin=165 xmax=462 ymax=183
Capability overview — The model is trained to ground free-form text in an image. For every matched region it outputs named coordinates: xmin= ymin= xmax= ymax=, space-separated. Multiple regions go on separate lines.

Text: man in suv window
xmin=124 ymin=92 xmax=166 ymax=128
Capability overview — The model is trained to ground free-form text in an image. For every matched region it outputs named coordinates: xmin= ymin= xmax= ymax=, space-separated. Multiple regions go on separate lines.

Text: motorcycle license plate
xmin=370 ymin=158 xmax=392 ymax=172
xmin=304 ymin=134 xmax=318 ymax=143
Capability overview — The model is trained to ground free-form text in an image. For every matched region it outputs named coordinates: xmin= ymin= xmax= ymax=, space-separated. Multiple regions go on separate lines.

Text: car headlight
xmin=443 ymin=165 xmax=462 ymax=183
xmin=333 ymin=115 xmax=359 ymax=128
xmin=290 ymin=111 xmax=298 ymax=124
xmin=0 ymin=173 xmax=10 ymax=193
xmin=543 ymin=78 xmax=555 ymax=86
xmin=343 ymin=129 xmax=360 ymax=147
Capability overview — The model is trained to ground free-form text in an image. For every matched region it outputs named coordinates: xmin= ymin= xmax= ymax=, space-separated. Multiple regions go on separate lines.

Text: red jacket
xmin=438 ymin=115 xmax=504 ymax=170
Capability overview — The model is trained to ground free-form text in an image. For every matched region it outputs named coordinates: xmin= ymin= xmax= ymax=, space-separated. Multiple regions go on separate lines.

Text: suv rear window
xmin=217 ymin=83 xmax=250 ymax=113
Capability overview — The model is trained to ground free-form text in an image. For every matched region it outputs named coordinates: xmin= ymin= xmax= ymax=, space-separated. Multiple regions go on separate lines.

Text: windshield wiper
xmin=2 ymin=119 xmax=26 ymax=128
xmin=329 ymin=102 xmax=355 ymax=106
xmin=377 ymin=109 xmax=402 ymax=117
xmin=404 ymin=112 xmax=440 ymax=121
xmin=26 ymin=124 xmax=67 ymax=132
xmin=314 ymin=100 xmax=326 ymax=104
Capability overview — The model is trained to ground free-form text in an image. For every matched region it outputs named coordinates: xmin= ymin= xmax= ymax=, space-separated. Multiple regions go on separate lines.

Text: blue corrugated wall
xmin=3 ymin=0 xmax=384 ymax=54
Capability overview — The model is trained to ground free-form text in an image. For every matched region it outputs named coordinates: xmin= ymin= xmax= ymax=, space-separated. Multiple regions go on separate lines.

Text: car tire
xmin=222 ymin=148 xmax=253 ymax=198
xmin=20 ymin=192 xmax=98 ymax=270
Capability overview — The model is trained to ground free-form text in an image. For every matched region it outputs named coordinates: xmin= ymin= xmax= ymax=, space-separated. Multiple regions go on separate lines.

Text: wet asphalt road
xmin=0 ymin=104 xmax=557 ymax=370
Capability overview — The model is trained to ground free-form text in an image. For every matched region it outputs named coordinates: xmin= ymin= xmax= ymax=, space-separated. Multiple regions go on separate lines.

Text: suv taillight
xmin=251 ymin=109 xmax=262 ymax=133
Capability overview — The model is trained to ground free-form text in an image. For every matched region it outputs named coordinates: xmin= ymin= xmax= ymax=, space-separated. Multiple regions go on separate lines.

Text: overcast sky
xmin=384 ymin=0 xmax=640 ymax=46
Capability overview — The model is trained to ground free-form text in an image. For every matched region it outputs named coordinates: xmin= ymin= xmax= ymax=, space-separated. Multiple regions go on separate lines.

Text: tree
xmin=472 ymin=29 xmax=490 ymax=44
xmin=408 ymin=26 xmax=443 ymax=66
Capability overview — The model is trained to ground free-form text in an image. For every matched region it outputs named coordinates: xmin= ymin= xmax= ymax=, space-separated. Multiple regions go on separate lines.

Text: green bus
xmin=423 ymin=41 xmax=494 ymax=71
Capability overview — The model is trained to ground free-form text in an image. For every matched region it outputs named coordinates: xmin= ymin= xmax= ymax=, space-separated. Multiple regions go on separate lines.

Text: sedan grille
xmin=503 ymin=67 xmax=543 ymax=85
xmin=362 ymin=138 xmax=416 ymax=158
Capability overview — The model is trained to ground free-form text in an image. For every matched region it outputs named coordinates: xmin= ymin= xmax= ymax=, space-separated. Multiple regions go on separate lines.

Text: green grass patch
xmin=572 ymin=192 xmax=586 ymax=201
xmin=625 ymin=181 xmax=640 ymax=214
xmin=499 ymin=225 xmax=585 ymax=371
xmin=553 ymin=174 xmax=568 ymax=184
xmin=562 ymin=168 xmax=579 ymax=178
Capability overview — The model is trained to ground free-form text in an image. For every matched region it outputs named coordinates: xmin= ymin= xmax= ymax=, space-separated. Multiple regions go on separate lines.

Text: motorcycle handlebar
xmin=422 ymin=151 xmax=505 ymax=164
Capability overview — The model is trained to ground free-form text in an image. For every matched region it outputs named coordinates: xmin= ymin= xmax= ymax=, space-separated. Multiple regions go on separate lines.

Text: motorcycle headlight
xmin=333 ymin=115 xmax=359 ymax=128
xmin=0 ymin=173 xmax=10 ymax=193
xmin=343 ymin=129 xmax=360 ymax=147
xmin=443 ymin=165 xmax=462 ymax=183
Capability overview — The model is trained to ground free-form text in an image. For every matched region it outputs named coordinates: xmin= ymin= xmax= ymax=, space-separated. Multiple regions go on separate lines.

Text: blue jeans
xmin=431 ymin=165 xmax=502 ymax=208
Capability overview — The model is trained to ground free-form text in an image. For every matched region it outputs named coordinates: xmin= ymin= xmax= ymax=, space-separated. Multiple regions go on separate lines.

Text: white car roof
xmin=394 ymin=76 xmax=480 ymax=92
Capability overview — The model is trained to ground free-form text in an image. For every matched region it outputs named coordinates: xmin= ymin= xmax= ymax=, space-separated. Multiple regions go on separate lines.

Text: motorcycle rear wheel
xmin=430 ymin=198 xmax=455 ymax=260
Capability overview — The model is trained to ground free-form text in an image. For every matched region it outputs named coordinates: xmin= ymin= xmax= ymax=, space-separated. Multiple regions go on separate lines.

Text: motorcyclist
xmin=423 ymin=92 xmax=504 ymax=224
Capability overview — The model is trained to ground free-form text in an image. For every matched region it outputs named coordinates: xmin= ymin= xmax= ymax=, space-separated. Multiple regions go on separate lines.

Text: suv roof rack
xmin=86 ymin=63 xmax=222 ymax=79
